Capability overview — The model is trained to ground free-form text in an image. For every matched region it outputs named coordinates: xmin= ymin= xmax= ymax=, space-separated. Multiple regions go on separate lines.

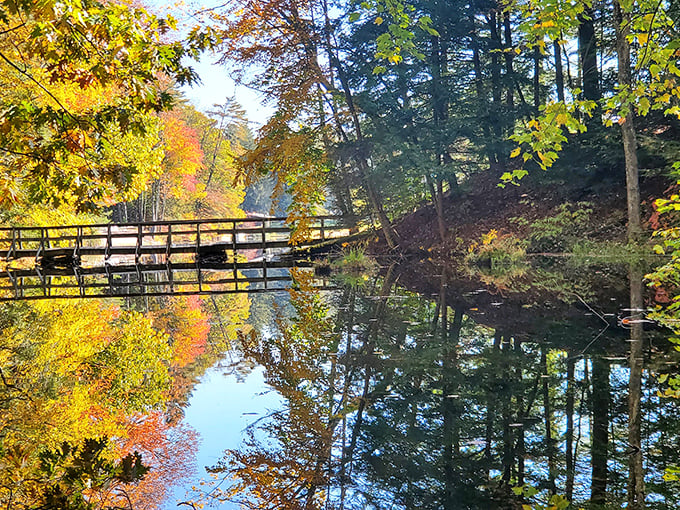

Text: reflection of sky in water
xmin=170 ymin=364 xmax=283 ymax=509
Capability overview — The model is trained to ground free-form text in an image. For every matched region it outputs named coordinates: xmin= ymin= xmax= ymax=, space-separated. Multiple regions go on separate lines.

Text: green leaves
xmin=354 ymin=0 xmax=436 ymax=73
xmin=503 ymin=100 xmax=594 ymax=185
xmin=511 ymin=484 xmax=570 ymax=510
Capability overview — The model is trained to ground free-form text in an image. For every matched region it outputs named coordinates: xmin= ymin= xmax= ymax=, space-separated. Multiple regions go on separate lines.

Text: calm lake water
xmin=1 ymin=255 xmax=679 ymax=509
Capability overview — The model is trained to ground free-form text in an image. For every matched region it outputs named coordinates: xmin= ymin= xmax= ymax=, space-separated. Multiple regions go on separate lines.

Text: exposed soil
xmin=372 ymin=171 xmax=668 ymax=259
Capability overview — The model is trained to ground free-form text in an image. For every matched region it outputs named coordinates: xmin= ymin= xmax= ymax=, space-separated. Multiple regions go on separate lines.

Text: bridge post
xmin=196 ymin=223 xmax=202 ymax=292
xmin=36 ymin=228 xmax=45 ymax=262
xmin=166 ymin=224 xmax=172 ymax=261
xmin=196 ymin=223 xmax=201 ymax=256
xmin=135 ymin=224 xmax=142 ymax=264
xmin=74 ymin=226 xmax=82 ymax=262
xmin=6 ymin=229 xmax=16 ymax=261
xmin=261 ymin=220 xmax=266 ymax=251
xmin=105 ymin=224 xmax=111 ymax=260
xmin=231 ymin=221 xmax=237 ymax=258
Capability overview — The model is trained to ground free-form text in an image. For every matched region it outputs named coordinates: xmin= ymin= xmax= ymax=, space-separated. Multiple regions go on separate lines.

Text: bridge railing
xmin=0 ymin=260 xmax=334 ymax=301
xmin=0 ymin=216 xmax=349 ymax=262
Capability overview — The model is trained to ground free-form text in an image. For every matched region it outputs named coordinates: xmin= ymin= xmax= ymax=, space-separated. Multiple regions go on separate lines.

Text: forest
xmin=1 ymin=0 xmax=680 ymax=508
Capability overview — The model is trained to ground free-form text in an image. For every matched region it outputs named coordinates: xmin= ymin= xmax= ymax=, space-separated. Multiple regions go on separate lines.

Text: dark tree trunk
xmin=443 ymin=301 xmax=464 ymax=509
xmin=485 ymin=331 xmax=501 ymax=479
xmin=469 ymin=2 xmax=498 ymax=169
xmin=590 ymin=356 xmax=610 ymax=504
xmin=565 ymin=354 xmax=576 ymax=500
xmin=578 ymin=4 xmax=600 ymax=125
xmin=542 ymin=346 xmax=556 ymax=494
xmin=554 ymin=40 xmax=565 ymax=102
xmin=514 ymin=338 xmax=525 ymax=487
xmin=488 ymin=12 xmax=505 ymax=170
xmin=533 ymin=46 xmax=541 ymax=113
xmin=429 ymin=35 xmax=449 ymax=243
xmin=501 ymin=334 xmax=513 ymax=482
xmin=503 ymin=11 xmax=514 ymax=107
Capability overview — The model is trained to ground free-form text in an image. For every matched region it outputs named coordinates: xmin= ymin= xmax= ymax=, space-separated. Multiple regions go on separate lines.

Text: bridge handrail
xmin=0 ymin=215 xmax=346 ymax=232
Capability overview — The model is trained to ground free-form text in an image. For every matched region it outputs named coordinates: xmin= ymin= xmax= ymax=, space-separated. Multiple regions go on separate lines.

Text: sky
xmin=182 ymin=57 xmax=274 ymax=128
xmin=148 ymin=0 xmax=274 ymax=127
xmin=170 ymin=364 xmax=283 ymax=509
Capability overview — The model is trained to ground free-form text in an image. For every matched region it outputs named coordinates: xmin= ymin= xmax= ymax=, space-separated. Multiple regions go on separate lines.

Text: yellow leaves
xmin=32 ymin=300 xmax=115 ymax=376
xmin=375 ymin=16 xmax=384 ymax=25
xmin=482 ymin=229 xmax=498 ymax=245
xmin=657 ymin=92 xmax=672 ymax=104
xmin=244 ymin=117 xmax=327 ymax=244
xmin=510 ymin=147 xmax=521 ymax=158
xmin=64 ymin=129 xmax=94 ymax=151
xmin=554 ymin=113 xmax=569 ymax=125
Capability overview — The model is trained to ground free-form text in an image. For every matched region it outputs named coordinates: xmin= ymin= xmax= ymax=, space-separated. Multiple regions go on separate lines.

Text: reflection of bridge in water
xmin=0 ymin=216 xmax=347 ymax=300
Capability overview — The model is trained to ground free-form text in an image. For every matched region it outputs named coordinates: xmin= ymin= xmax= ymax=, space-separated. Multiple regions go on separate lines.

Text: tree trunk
xmin=320 ymin=19 xmax=398 ymax=248
xmin=565 ymin=354 xmax=576 ymax=500
xmin=554 ymin=40 xmax=565 ymax=102
xmin=579 ymin=5 xmax=600 ymax=119
xmin=501 ymin=334 xmax=513 ymax=482
xmin=485 ymin=331 xmax=501 ymax=479
xmin=542 ymin=346 xmax=556 ymax=494
xmin=628 ymin=263 xmax=645 ymax=509
xmin=614 ymin=0 xmax=642 ymax=243
xmin=514 ymin=338 xmax=525 ymax=487
xmin=443 ymin=300 xmax=464 ymax=509
xmin=488 ymin=12 xmax=505 ymax=170
xmin=429 ymin=34 xmax=449 ymax=243
xmin=503 ymin=11 xmax=514 ymax=107
xmin=590 ymin=356 xmax=610 ymax=504
xmin=533 ymin=46 xmax=542 ymax=113
xmin=469 ymin=3 xmax=498 ymax=169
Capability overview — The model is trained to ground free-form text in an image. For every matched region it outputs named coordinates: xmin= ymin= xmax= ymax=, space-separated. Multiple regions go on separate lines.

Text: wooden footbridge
xmin=0 ymin=216 xmax=348 ymax=300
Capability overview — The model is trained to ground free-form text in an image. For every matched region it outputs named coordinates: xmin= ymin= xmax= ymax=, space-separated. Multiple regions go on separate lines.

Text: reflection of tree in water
xmin=199 ymin=263 xmax=680 ymax=509
xmin=0 ymin=291 xmax=253 ymax=509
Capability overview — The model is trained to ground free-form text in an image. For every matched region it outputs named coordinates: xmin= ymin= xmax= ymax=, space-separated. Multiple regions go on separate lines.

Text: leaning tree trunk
xmin=565 ymin=354 xmax=576 ymax=500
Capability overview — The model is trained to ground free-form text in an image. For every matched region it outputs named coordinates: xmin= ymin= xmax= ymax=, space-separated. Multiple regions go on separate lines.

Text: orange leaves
xmin=150 ymin=295 xmax=210 ymax=368
xmin=116 ymin=411 xmax=199 ymax=509
xmin=160 ymin=110 xmax=205 ymax=204
xmin=161 ymin=111 xmax=204 ymax=179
